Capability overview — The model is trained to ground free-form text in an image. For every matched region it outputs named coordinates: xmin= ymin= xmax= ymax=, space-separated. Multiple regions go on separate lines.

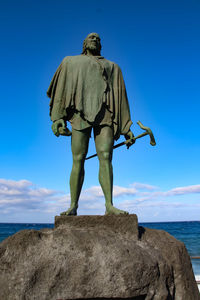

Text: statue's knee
xmin=73 ymin=153 xmax=86 ymax=162
xmin=98 ymin=151 xmax=111 ymax=161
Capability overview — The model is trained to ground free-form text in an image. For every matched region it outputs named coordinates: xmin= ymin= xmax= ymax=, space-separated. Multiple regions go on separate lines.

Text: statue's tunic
xmin=47 ymin=55 xmax=132 ymax=140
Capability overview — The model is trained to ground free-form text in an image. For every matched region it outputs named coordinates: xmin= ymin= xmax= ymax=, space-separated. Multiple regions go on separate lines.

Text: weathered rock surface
xmin=0 ymin=214 xmax=199 ymax=300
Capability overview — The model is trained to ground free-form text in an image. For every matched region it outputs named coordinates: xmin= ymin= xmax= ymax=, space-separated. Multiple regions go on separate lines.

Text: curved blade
xmin=137 ymin=121 xmax=156 ymax=146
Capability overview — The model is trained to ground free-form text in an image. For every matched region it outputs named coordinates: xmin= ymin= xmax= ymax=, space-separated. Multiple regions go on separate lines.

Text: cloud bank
xmin=0 ymin=178 xmax=199 ymax=221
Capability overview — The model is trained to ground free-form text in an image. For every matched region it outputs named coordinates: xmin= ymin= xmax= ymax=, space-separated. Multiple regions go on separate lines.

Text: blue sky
xmin=0 ymin=0 xmax=200 ymax=223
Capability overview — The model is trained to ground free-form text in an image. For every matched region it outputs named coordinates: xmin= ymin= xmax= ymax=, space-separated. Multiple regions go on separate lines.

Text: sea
xmin=0 ymin=221 xmax=199 ymax=275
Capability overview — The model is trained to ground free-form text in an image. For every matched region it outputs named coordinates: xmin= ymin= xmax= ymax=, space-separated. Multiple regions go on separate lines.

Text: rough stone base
xmin=55 ymin=214 xmax=139 ymax=239
xmin=0 ymin=215 xmax=199 ymax=300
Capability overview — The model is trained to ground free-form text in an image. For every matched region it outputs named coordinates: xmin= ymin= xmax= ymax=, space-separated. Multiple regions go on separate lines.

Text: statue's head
xmin=82 ymin=33 xmax=102 ymax=55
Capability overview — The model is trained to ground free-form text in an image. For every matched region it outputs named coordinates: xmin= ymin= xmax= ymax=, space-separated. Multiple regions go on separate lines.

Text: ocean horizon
xmin=0 ymin=220 xmax=199 ymax=275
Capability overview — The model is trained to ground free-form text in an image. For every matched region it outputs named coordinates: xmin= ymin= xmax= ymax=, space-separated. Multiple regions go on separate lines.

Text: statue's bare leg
xmin=94 ymin=126 xmax=128 ymax=215
xmin=61 ymin=127 xmax=91 ymax=216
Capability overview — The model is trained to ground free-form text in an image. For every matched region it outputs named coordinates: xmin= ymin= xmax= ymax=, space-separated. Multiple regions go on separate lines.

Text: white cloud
xmin=0 ymin=179 xmax=65 ymax=213
xmin=113 ymin=185 xmax=137 ymax=197
xmin=0 ymin=179 xmax=32 ymax=189
xmin=0 ymin=179 xmax=56 ymax=200
xmin=0 ymin=179 xmax=199 ymax=220
xmin=127 ymin=184 xmax=200 ymax=203
xmin=81 ymin=184 xmax=137 ymax=201
xmin=131 ymin=182 xmax=158 ymax=191
xmin=84 ymin=186 xmax=103 ymax=198
xmin=165 ymin=185 xmax=200 ymax=196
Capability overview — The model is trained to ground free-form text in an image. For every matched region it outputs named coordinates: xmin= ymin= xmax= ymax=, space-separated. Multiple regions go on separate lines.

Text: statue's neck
xmin=85 ymin=49 xmax=100 ymax=56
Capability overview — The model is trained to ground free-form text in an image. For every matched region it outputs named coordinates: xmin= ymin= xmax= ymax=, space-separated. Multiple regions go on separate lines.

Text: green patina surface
xmin=47 ymin=33 xmax=134 ymax=215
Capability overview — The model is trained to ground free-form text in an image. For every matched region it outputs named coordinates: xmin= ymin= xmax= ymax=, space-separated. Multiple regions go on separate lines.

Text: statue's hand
xmin=124 ymin=130 xmax=135 ymax=149
xmin=52 ymin=119 xmax=72 ymax=137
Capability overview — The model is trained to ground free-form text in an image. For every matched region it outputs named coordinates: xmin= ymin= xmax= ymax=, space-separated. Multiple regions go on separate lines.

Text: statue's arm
xmin=48 ymin=57 xmax=72 ymax=137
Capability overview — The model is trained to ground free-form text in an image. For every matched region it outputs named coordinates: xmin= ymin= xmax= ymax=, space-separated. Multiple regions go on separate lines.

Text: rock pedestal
xmin=0 ymin=214 xmax=199 ymax=300
xmin=55 ymin=214 xmax=139 ymax=239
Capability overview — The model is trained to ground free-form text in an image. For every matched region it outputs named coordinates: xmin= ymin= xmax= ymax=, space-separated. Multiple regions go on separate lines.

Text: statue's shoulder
xmin=103 ymin=58 xmax=120 ymax=69
xmin=61 ymin=55 xmax=88 ymax=67
xmin=104 ymin=59 xmax=123 ymax=77
xmin=62 ymin=55 xmax=86 ymax=63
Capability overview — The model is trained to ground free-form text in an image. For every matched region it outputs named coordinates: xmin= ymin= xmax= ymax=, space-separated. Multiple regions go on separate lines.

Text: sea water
xmin=140 ymin=221 xmax=200 ymax=275
xmin=0 ymin=221 xmax=199 ymax=275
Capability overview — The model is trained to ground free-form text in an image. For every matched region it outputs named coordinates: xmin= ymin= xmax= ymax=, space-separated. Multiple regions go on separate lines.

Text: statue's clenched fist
xmin=124 ymin=130 xmax=135 ymax=149
xmin=52 ymin=119 xmax=72 ymax=137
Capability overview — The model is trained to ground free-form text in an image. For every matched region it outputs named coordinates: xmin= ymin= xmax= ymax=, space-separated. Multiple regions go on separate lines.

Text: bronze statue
xmin=47 ymin=33 xmax=135 ymax=215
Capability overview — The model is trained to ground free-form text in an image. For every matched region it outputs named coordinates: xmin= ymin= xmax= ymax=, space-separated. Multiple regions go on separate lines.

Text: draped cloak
xmin=47 ymin=55 xmax=132 ymax=140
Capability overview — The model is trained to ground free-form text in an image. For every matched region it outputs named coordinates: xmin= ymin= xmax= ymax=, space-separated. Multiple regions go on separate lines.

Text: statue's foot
xmin=105 ymin=205 xmax=129 ymax=215
xmin=60 ymin=207 xmax=77 ymax=216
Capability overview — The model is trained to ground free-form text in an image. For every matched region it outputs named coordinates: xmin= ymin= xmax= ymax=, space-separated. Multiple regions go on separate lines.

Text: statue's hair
xmin=81 ymin=35 xmax=102 ymax=55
